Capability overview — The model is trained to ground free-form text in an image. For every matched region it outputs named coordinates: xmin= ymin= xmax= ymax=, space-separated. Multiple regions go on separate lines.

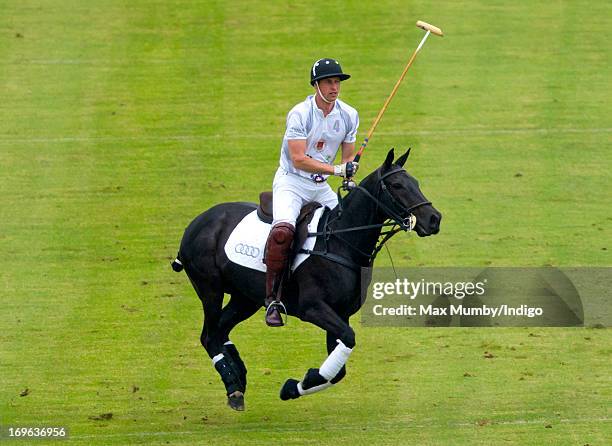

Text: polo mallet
xmin=343 ymin=20 xmax=443 ymax=188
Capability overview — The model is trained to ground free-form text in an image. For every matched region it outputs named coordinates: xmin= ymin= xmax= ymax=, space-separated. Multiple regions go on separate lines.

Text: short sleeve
xmin=285 ymin=111 xmax=308 ymax=140
xmin=343 ymin=112 xmax=359 ymax=143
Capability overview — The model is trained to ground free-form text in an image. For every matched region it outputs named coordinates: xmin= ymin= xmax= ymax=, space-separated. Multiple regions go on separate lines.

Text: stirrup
xmin=265 ymin=300 xmax=288 ymax=326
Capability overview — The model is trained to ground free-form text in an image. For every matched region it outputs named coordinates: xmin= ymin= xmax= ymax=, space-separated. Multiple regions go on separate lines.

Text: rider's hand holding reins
xmin=334 ymin=161 xmax=359 ymax=178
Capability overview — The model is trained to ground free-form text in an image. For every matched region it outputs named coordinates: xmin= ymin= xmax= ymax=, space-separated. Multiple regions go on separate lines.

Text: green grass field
xmin=1 ymin=1 xmax=610 ymax=445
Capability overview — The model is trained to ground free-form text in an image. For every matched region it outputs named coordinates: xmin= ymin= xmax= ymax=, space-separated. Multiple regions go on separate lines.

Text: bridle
xmin=350 ymin=167 xmax=432 ymax=231
xmin=301 ymin=167 xmax=431 ymax=269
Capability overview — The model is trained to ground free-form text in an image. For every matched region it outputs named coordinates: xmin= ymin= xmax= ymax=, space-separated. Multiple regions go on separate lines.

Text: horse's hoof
xmin=227 ymin=391 xmax=245 ymax=411
xmin=280 ymin=379 xmax=301 ymax=401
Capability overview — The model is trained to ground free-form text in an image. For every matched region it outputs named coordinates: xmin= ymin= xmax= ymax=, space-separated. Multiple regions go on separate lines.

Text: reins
xmin=300 ymin=167 xmax=431 ymax=269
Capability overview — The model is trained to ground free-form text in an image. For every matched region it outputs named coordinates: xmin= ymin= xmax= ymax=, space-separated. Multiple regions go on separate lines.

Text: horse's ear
xmin=395 ymin=148 xmax=411 ymax=167
xmin=383 ymin=148 xmax=395 ymax=169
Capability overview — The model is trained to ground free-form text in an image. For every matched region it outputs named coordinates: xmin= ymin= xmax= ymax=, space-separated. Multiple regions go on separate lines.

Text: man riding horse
xmin=264 ymin=58 xmax=360 ymax=326
xmin=171 ymin=58 xmax=442 ymax=410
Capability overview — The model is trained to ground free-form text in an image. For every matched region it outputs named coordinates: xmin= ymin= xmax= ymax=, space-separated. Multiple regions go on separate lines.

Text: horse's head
xmin=359 ymin=148 xmax=442 ymax=237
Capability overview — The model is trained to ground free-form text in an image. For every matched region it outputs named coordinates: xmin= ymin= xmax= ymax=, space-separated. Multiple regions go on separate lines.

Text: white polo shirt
xmin=279 ymin=95 xmax=359 ymax=182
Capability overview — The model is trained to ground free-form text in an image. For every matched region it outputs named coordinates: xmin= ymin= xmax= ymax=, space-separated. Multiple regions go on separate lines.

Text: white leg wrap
xmin=319 ymin=339 xmax=353 ymax=381
xmin=223 ymin=341 xmax=233 ymax=346
xmin=297 ymin=381 xmax=333 ymax=396
xmin=211 ymin=353 xmax=224 ymax=365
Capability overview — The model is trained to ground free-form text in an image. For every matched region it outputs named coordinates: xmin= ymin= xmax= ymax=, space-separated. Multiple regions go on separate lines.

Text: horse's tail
xmin=171 ymin=253 xmax=184 ymax=272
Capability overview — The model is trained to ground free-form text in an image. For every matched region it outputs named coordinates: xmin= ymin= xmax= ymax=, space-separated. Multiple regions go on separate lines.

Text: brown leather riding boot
xmin=263 ymin=222 xmax=295 ymax=327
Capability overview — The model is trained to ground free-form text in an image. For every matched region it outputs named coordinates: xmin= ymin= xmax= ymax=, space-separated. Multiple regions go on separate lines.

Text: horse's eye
xmin=391 ymin=183 xmax=403 ymax=190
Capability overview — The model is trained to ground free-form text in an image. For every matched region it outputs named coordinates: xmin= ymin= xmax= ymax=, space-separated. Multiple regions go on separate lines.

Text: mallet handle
xmin=353 ymin=20 xmax=443 ymax=164
xmin=353 ymin=44 xmax=419 ymax=163
xmin=354 ymin=31 xmax=429 ymax=163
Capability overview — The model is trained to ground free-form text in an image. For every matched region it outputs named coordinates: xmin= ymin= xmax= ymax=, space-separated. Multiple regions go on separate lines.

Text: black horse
xmin=171 ymin=148 xmax=441 ymax=410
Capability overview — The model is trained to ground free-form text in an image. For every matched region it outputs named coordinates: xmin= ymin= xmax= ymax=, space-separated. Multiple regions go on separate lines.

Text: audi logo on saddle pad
xmin=234 ymin=243 xmax=261 ymax=258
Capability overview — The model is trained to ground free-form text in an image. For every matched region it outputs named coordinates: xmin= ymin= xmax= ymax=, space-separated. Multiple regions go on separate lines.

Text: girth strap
xmin=298 ymin=248 xmax=362 ymax=271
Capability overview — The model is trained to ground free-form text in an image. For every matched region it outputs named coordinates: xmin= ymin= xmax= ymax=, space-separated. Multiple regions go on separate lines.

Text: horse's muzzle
xmin=414 ymin=208 xmax=441 ymax=237
xmin=429 ymin=212 xmax=441 ymax=234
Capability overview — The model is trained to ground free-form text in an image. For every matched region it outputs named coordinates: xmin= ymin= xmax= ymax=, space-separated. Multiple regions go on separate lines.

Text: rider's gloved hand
xmin=334 ymin=161 xmax=359 ymax=178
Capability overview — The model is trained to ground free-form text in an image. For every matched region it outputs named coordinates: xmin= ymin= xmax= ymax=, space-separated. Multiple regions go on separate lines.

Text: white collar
xmin=309 ymin=95 xmax=338 ymax=116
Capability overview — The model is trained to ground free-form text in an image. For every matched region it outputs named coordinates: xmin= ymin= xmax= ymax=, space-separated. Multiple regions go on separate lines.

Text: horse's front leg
xmin=280 ymin=304 xmax=354 ymax=400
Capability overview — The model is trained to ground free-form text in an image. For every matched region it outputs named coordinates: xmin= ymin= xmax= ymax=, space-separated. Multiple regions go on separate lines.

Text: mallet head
xmin=416 ymin=20 xmax=444 ymax=36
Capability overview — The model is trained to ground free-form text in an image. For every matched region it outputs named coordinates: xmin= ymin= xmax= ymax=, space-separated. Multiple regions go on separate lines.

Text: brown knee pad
xmin=264 ymin=223 xmax=295 ymax=273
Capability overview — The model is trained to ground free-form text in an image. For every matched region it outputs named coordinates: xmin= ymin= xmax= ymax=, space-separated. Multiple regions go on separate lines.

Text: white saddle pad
xmin=224 ymin=207 xmax=325 ymax=273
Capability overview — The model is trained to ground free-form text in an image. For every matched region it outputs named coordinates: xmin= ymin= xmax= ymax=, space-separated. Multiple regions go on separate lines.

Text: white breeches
xmin=272 ymin=168 xmax=338 ymax=226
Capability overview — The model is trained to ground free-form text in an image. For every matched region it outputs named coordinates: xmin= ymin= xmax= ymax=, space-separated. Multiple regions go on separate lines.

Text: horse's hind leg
xmin=217 ymin=295 xmax=261 ymax=410
xmin=185 ymin=268 xmax=245 ymax=409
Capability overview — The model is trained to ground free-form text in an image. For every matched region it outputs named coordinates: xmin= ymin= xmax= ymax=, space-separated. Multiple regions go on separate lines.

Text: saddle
xmin=257 ymin=191 xmax=322 ymax=257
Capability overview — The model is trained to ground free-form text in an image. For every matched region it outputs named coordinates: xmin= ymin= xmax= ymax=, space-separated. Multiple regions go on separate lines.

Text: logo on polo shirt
xmin=316 ymin=140 xmax=325 ymax=151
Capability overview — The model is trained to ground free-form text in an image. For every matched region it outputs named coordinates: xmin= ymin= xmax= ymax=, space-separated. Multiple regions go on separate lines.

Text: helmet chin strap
xmin=315 ymin=81 xmax=336 ymax=105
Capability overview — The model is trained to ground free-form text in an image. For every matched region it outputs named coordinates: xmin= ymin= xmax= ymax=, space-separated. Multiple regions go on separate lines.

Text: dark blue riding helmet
xmin=310 ymin=58 xmax=351 ymax=86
